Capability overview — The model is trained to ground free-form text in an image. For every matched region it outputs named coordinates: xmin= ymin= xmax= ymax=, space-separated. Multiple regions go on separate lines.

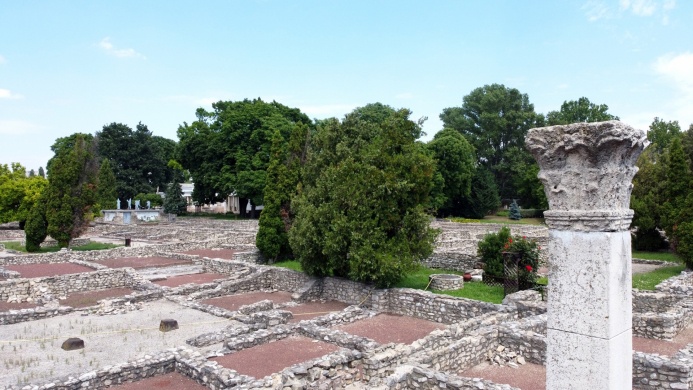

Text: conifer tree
xmin=96 ymin=159 xmax=117 ymax=211
xmin=509 ymin=200 xmax=522 ymax=220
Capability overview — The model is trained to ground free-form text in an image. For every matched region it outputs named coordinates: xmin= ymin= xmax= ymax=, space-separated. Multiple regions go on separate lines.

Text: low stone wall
xmin=0 ymin=268 xmax=146 ymax=303
xmin=384 ymin=365 xmax=519 ymax=390
xmin=657 ymin=270 xmax=693 ymax=297
xmin=632 ymin=290 xmax=693 ymax=340
xmin=497 ymin=315 xmax=547 ymax=365
xmin=633 ymin=346 xmax=693 ymax=389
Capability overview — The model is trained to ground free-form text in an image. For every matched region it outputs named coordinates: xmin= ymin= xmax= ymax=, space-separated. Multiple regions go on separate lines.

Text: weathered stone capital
xmin=526 ymin=121 xmax=647 ymax=232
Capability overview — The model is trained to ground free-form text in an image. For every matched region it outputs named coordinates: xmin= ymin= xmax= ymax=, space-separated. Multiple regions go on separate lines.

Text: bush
xmin=134 ymin=193 xmax=163 ymax=208
xmin=25 ymin=202 xmax=48 ymax=252
xmin=520 ymin=209 xmax=545 ymax=218
xmin=477 ymin=226 xmax=540 ymax=288
xmin=673 ymin=221 xmax=693 ymax=269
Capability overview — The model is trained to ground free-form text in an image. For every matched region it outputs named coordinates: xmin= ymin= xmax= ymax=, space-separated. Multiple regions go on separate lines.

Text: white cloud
xmin=620 ymin=0 xmax=657 ymax=15
xmin=0 ymin=120 xmax=41 ymax=135
xmin=583 ymin=1 xmax=612 ymax=21
xmin=654 ymin=52 xmax=693 ymax=125
xmin=0 ymin=88 xmax=23 ymax=99
xmin=98 ymin=37 xmax=145 ymax=59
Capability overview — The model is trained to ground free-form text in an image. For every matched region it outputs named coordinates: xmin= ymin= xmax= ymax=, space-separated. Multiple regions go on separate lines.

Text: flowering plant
xmin=478 ymin=227 xmax=540 ymax=289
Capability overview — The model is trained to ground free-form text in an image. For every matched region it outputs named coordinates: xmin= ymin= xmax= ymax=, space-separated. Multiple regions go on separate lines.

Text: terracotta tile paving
xmin=108 ymin=372 xmax=208 ymax=390
xmin=3 ymin=263 xmax=95 ymax=278
xmin=285 ymin=301 xmax=349 ymax=323
xmin=201 ymin=291 xmax=293 ymax=312
xmin=335 ymin=313 xmax=445 ymax=344
xmin=210 ymin=336 xmax=339 ymax=379
xmin=461 ymin=362 xmax=546 ymax=390
xmin=153 ymin=273 xmax=226 ymax=287
xmin=95 ymin=256 xmax=192 ymax=269
xmin=59 ymin=287 xmax=135 ymax=308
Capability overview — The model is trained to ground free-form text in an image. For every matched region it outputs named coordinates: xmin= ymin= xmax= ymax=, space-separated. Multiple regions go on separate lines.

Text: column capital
xmin=526 ymin=121 xmax=647 ymax=232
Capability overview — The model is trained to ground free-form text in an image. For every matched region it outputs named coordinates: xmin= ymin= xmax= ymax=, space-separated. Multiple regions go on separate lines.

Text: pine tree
xmin=509 ymin=200 xmax=522 ymax=220
xmin=163 ymin=181 xmax=186 ymax=214
xmin=37 ymin=166 xmax=45 ymax=178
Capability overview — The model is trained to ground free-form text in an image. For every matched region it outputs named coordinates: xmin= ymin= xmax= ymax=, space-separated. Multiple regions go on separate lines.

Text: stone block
xmin=61 ymin=337 xmax=85 ymax=351
xmin=159 ymin=319 xmax=179 ymax=332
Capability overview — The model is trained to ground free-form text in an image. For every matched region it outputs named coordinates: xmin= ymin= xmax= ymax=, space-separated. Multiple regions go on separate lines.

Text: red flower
xmin=525 ymin=265 xmax=533 ymax=272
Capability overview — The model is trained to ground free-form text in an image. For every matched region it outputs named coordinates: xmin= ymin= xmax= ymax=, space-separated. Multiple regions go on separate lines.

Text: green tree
xmin=426 ymin=127 xmax=476 ymax=216
xmin=460 ymin=166 xmax=501 ymax=219
xmin=661 ymin=139 xmax=693 ymax=251
xmin=289 ymin=104 xmax=438 ymax=287
xmin=37 ymin=166 xmax=45 ymax=178
xmin=25 ymin=198 xmax=48 ymax=252
xmin=96 ymin=159 xmax=117 ymax=211
xmin=440 ymin=84 xmax=544 ymax=200
xmin=256 ymin=124 xmax=310 ymax=261
xmin=163 ymin=182 xmax=186 ymax=214
xmin=546 ymin=97 xmax=619 ymax=125
xmin=177 ymin=99 xmax=312 ymax=217
xmin=44 ymin=135 xmax=99 ymax=247
xmin=630 ymin=147 xmax=668 ymax=250
xmin=96 ymin=123 xmax=176 ymax=201
xmin=0 ymin=163 xmax=48 ymax=227
xmin=647 ymin=117 xmax=681 ymax=155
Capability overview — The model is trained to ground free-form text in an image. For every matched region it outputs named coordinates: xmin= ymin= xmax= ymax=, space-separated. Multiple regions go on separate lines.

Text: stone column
xmin=525 ymin=121 xmax=647 ymax=390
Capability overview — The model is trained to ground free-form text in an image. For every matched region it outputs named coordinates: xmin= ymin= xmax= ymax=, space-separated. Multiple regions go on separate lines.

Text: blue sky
xmin=1 ymin=0 xmax=692 ymax=171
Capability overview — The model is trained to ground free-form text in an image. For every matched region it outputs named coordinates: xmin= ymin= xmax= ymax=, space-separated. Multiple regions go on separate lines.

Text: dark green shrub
xmin=134 ymin=193 xmax=163 ymax=208
xmin=25 ymin=202 xmax=47 ymax=252
xmin=477 ymin=226 xmax=512 ymax=279
xmin=673 ymin=221 xmax=693 ymax=270
xmin=477 ymin=226 xmax=540 ymax=288
xmin=519 ymin=209 xmax=545 ymax=218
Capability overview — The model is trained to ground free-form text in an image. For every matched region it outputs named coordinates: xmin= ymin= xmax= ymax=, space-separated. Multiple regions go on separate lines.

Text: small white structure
xmin=526 ymin=121 xmax=647 ymax=390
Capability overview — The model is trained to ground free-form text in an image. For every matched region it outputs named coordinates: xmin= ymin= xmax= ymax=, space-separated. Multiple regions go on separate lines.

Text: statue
xmin=146 ymin=200 xmax=151 ymax=209
xmin=116 ymin=198 xmax=121 ymax=210
xmin=135 ymin=200 xmax=141 ymax=210
xmin=127 ymin=198 xmax=132 ymax=209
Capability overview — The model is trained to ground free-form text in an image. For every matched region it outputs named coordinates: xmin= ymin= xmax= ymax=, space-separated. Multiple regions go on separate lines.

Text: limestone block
xmin=547 ymin=328 xmax=632 ymax=389
xmin=547 ymin=230 xmax=632 ymax=338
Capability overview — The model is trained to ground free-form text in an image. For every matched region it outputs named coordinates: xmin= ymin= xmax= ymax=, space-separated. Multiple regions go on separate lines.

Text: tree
xmin=509 ymin=200 xmax=522 ymax=220
xmin=37 ymin=166 xmax=45 ymax=178
xmin=256 ymin=124 xmax=309 ymax=261
xmin=460 ymin=166 xmax=500 ymax=218
xmin=440 ymin=84 xmax=544 ymax=200
xmin=96 ymin=159 xmax=117 ymax=211
xmin=660 ymin=138 xmax=693 ymax=251
xmin=289 ymin=104 xmax=438 ymax=287
xmin=546 ymin=97 xmax=619 ymax=125
xmin=426 ymin=127 xmax=476 ymax=216
xmin=24 ymin=198 xmax=48 ymax=252
xmin=163 ymin=182 xmax=186 ymax=214
xmin=96 ymin=123 xmax=176 ymax=201
xmin=177 ymin=99 xmax=312 ymax=217
xmin=0 ymin=163 xmax=48 ymax=227
xmin=44 ymin=135 xmax=99 ymax=247
xmin=29 ymin=169 xmax=35 ymax=177
xmin=647 ymin=117 xmax=681 ymax=156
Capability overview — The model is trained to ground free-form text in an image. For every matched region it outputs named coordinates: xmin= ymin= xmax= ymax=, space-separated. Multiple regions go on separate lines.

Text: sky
xmin=1 ymin=0 xmax=692 ymax=171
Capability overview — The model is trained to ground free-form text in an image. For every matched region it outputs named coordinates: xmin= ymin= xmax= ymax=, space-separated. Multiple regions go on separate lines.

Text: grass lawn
xmin=632 ymin=251 xmax=681 ymax=263
xmin=272 ymin=260 xmax=303 ymax=272
xmin=447 ymin=216 xmax=546 ymax=226
xmin=632 ymin=264 xmax=686 ymax=290
xmin=394 ymin=266 xmax=504 ymax=304
xmin=1 ymin=241 xmax=120 ymax=253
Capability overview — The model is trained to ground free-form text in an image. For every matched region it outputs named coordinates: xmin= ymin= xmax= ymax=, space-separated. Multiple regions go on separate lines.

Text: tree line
xmin=2 ymin=84 xmax=690 ymax=276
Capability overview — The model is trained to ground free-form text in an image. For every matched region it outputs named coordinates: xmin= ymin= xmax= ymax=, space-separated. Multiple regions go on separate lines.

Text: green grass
xmin=447 ymin=215 xmax=545 ymax=226
xmin=272 ymin=260 xmax=303 ymax=272
xmin=632 ymin=264 xmax=686 ymax=290
xmin=632 ymin=251 xmax=681 ymax=263
xmin=394 ymin=266 xmax=504 ymax=304
xmin=1 ymin=241 xmax=120 ymax=253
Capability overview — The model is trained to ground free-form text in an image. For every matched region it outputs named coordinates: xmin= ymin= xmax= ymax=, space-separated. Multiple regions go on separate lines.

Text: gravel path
xmin=0 ymin=300 xmax=225 ymax=388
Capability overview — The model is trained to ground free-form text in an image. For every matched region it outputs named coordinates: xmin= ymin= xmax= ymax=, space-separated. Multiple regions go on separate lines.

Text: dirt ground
xmin=152 ymin=273 xmax=227 ymax=287
xmin=633 ymin=323 xmax=693 ymax=356
xmin=182 ymin=249 xmax=237 ymax=259
xmin=108 ymin=372 xmax=208 ymax=390
xmin=0 ymin=301 xmax=38 ymax=311
xmin=209 ymin=336 xmax=339 ymax=379
xmin=3 ymin=263 xmax=95 ymax=278
xmin=335 ymin=313 xmax=446 ymax=345
xmin=94 ymin=256 xmax=192 ymax=269
xmin=201 ymin=291 xmax=294 ymax=312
